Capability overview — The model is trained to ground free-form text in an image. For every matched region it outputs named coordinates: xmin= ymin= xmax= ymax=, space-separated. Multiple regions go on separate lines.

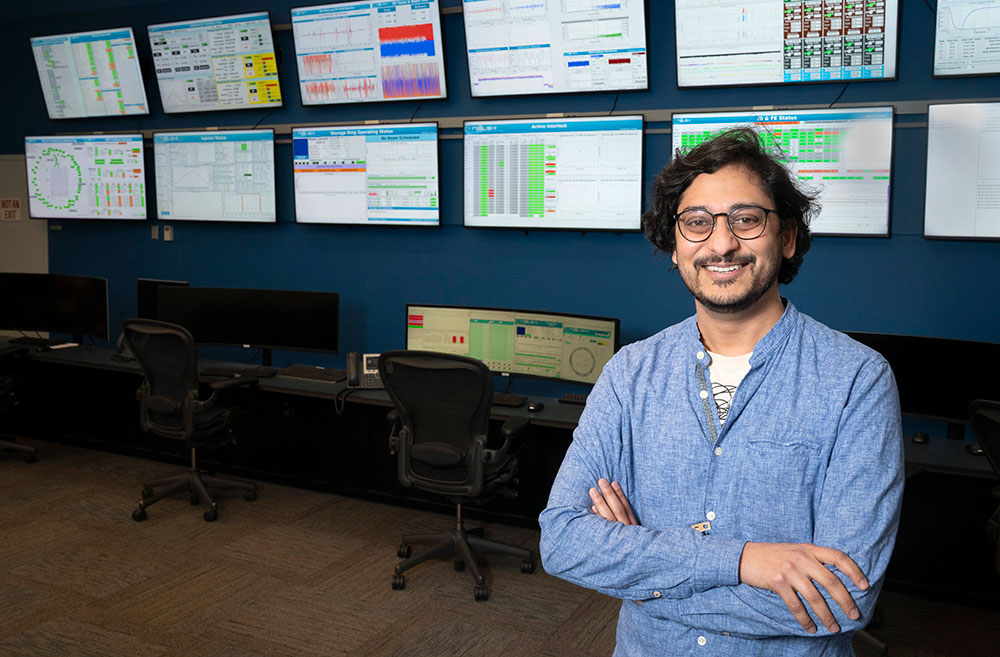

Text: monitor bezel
xmin=0 ymin=272 xmax=110 ymax=343
xmin=931 ymin=1 xmax=1000 ymax=80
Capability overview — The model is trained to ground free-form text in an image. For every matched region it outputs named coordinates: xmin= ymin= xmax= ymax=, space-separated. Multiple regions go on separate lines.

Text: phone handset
xmin=347 ymin=352 xmax=383 ymax=389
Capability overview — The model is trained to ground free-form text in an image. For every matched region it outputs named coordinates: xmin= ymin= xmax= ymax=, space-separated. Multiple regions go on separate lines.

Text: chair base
xmin=132 ymin=468 xmax=256 ymax=522
xmin=0 ymin=435 xmax=36 ymax=463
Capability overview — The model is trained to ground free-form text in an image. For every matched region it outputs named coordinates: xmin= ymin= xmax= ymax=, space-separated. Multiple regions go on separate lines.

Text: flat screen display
xmin=290 ymin=1 xmax=447 ymax=105
xmin=462 ymin=0 xmax=648 ymax=97
xmin=0 ymin=273 xmax=109 ymax=343
xmin=407 ymin=304 xmax=619 ymax=385
xmin=30 ymin=27 xmax=149 ymax=119
xmin=293 ymin=122 xmax=439 ymax=225
xmin=25 ymin=134 xmax=146 ymax=220
xmin=153 ymin=129 xmax=276 ymax=223
xmin=925 ymin=102 xmax=1000 ymax=239
xmin=671 ymin=108 xmax=894 ymax=236
xmin=934 ymin=0 xmax=1000 ymax=77
xmin=463 ymin=115 xmax=644 ymax=231
xmin=675 ymin=0 xmax=899 ymax=88
xmin=136 ymin=278 xmax=188 ymax=319
xmin=148 ymin=12 xmax=282 ymax=113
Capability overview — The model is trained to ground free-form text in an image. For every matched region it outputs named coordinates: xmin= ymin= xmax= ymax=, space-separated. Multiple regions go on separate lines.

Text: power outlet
xmin=163 ymin=225 xmax=174 ymax=242
xmin=151 ymin=225 xmax=159 ymax=240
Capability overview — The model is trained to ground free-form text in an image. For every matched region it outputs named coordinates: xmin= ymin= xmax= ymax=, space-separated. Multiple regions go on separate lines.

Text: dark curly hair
xmin=641 ymin=127 xmax=818 ymax=285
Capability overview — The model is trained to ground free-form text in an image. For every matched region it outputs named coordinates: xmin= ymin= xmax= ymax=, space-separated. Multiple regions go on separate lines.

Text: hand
xmin=588 ymin=478 xmax=638 ymax=525
xmin=739 ymin=542 xmax=869 ymax=634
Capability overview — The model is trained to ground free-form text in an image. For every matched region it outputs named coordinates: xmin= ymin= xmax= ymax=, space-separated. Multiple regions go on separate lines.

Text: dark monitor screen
xmin=846 ymin=331 xmax=1000 ymax=425
xmin=136 ymin=278 xmax=188 ymax=320
xmin=157 ymin=287 xmax=339 ymax=353
xmin=0 ymin=273 xmax=109 ymax=342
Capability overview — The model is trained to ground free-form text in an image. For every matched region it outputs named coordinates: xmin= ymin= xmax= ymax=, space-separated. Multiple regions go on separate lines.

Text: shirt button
xmin=697 ymin=636 xmax=707 ymax=646
xmin=714 ymin=447 xmax=723 ymax=456
xmin=696 ymin=351 xmax=705 ymax=360
xmin=699 ymin=390 xmax=709 ymax=399
xmin=706 ymin=511 xmax=716 ymax=521
xmin=653 ymin=591 xmax=662 ymax=598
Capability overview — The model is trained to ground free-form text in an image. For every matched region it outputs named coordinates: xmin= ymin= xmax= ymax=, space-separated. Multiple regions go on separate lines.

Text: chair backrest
xmin=122 ymin=318 xmax=200 ymax=439
xmin=970 ymin=399 xmax=1000 ymax=480
xmin=378 ymin=350 xmax=493 ymax=498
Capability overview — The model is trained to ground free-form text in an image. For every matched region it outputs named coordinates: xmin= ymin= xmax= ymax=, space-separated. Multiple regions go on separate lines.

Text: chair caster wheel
xmin=520 ymin=559 xmax=535 ymax=574
xmin=25 ymin=453 xmax=36 ymax=463
xmin=132 ymin=508 xmax=147 ymax=522
xmin=454 ymin=559 xmax=465 ymax=572
xmin=474 ymin=585 xmax=489 ymax=602
xmin=141 ymin=486 xmax=153 ymax=499
xmin=244 ymin=488 xmax=257 ymax=502
xmin=391 ymin=574 xmax=405 ymax=590
xmin=190 ymin=493 xmax=200 ymax=506
xmin=203 ymin=507 xmax=218 ymax=522
xmin=397 ymin=543 xmax=411 ymax=558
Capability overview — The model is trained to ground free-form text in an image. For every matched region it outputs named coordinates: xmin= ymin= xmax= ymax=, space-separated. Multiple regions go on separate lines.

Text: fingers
xmin=588 ymin=479 xmax=637 ymax=525
xmin=610 ymin=480 xmax=638 ymax=525
xmin=588 ymin=485 xmax=616 ymax=522
xmin=817 ymin=546 xmax=869 ymax=592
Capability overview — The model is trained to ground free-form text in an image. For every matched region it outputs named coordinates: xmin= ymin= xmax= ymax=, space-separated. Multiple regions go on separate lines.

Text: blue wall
xmin=4 ymin=1 xmax=999 ymax=394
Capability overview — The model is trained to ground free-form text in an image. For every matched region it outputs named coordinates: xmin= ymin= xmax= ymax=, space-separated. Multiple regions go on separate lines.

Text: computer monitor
xmin=30 ymin=27 xmax=149 ymax=119
xmin=924 ymin=102 xmax=1000 ymax=240
xmin=463 ymin=115 xmax=644 ymax=231
xmin=462 ymin=0 xmax=648 ymax=97
xmin=675 ymin=0 xmax=899 ymax=88
xmin=153 ymin=129 xmax=276 ymax=223
xmin=290 ymin=1 xmax=447 ymax=105
xmin=671 ymin=108 xmax=894 ymax=236
xmin=0 ymin=273 xmax=109 ymax=344
xmin=136 ymin=278 xmax=189 ymax=319
xmin=933 ymin=0 xmax=1000 ymax=77
xmin=25 ymin=134 xmax=146 ymax=221
xmin=406 ymin=304 xmax=620 ymax=385
xmin=148 ymin=11 xmax=282 ymax=114
xmin=157 ymin=287 xmax=339 ymax=358
xmin=292 ymin=122 xmax=439 ymax=226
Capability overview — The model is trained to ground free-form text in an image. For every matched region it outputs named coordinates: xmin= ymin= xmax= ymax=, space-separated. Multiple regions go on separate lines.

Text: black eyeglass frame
xmin=673 ymin=205 xmax=777 ymax=243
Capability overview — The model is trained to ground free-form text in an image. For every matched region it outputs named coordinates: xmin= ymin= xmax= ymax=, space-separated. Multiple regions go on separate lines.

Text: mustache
xmin=693 ymin=254 xmax=756 ymax=267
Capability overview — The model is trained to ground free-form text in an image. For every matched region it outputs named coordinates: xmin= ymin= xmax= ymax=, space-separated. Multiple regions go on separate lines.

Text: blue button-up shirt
xmin=539 ymin=302 xmax=904 ymax=656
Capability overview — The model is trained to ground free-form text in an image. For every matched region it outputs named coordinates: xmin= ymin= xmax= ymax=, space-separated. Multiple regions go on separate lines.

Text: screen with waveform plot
xmin=463 ymin=116 xmax=644 ymax=231
xmin=934 ymin=0 xmax=1000 ymax=77
xmin=293 ymin=122 xmax=439 ymax=226
xmin=153 ymin=129 xmax=276 ymax=223
xmin=462 ymin=0 xmax=648 ymax=97
xmin=30 ymin=27 xmax=149 ymax=119
xmin=671 ymin=107 xmax=895 ymax=236
xmin=291 ymin=0 xmax=447 ymax=105
xmin=25 ymin=134 xmax=146 ymax=221
xmin=675 ymin=0 xmax=899 ymax=88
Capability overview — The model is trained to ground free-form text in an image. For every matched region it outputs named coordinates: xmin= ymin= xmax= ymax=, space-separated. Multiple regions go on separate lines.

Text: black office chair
xmin=0 ymin=374 xmax=36 ymax=463
xmin=122 ymin=319 xmax=258 ymax=522
xmin=970 ymin=399 xmax=1000 ymax=575
xmin=379 ymin=350 xmax=534 ymax=602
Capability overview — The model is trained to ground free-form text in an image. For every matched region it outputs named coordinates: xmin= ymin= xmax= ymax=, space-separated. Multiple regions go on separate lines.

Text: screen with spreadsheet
xmin=675 ymin=0 xmax=898 ymax=88
xmin=290 ymin=1 xmax=447 ymax=105
xmin=153 ymin=129 xmax=276 ymax=223
xmin=463 ymin=116 xmax=643 ymax=230
xmin=934 ymin=0 xmax=1000 ymax=77
xmin=30 ymin=27 xmax=149 ymax=119
xmin=25 ymin=134 xmax=146 ymax=220
xmin=148 ymin=12 xmax=282 ymax=113
xmin=292 ymin=122 xmax=439 ymax=225
xmin=671 ymin=108 xmax=894 ymax=236
xmin=406 ymin=304 xmax=620 ymax=385
xmin=462 ymin=0 xmax=648 ymax=97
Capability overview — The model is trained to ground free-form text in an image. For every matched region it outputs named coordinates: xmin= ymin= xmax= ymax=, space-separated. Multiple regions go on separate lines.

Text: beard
xmin=680 ymin=251 xmax=781 ymax=314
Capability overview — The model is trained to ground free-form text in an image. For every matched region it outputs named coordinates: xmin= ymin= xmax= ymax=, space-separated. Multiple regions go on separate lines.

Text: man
xmin=539 ymin=129 xmax=903 ymax=656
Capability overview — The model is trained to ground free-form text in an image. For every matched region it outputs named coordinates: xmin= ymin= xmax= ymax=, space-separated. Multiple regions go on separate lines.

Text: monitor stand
xmin=261 ymin=348 xmax=272 ymax=367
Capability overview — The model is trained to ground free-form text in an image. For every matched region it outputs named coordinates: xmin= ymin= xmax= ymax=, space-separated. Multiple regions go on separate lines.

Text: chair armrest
xmin=209 ymin=375 xmax=259 ymax=391
xmin=387 ymin=408 xmax=401 ymax=454
xmin=483 ymin=416 xmax=530 ymax=464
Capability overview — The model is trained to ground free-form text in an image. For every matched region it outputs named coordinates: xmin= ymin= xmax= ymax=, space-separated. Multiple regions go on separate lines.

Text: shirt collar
xmin=684 ymin=300 xmax=799 ymax=368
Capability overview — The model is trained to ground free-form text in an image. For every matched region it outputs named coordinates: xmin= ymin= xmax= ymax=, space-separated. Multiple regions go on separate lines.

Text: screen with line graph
xmin=25 ymin=134 xmax=146 ymax=220
xmin=934 ymin=0 xmax=1000 ymax=77
xmin=153 ymin=129 xmax=276 ymax=223
xmin=462 ymin=0 xmax=647 ymax=97
xmin=148 ymin=12 xmax=282 ymax=114
xmin=30 ymin=27 xmax=149 ymax=119
xmin=675 ymin=0 xmax=898 ymax=88
xmin=671 ymin=108 xmax=894 ymax=236
xmin=290 ymin=0 xmax=447 ymax=105
xmin=293 ymin=122 xmax=439 ymax=226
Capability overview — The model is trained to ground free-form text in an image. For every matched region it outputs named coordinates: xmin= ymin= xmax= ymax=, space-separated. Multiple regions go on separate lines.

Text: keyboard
xmin=558 ymin=393 xmax=588 ymax=405
xmin=200 ymin=365 xmax=278 ymax=378
xmin=279 ymin=364 xmax=347 ymax=383
xmin=492 ymin=392 xmax=528 ymax=408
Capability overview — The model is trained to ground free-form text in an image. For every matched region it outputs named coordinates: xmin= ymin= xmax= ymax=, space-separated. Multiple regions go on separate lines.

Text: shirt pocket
xmin=738 ymin=436 xmax=821 ymax=543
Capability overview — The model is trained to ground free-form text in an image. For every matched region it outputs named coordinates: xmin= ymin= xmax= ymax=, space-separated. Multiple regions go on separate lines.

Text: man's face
xmin=671 ymin=164 xmax=796 ymax=314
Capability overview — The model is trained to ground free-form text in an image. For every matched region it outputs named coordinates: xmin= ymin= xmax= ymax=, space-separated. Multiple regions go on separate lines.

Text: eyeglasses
xmin=674 ymin=205 xmax=776 ymax=243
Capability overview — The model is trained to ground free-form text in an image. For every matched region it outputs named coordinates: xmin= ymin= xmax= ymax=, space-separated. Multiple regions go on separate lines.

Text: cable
xmin=828 ymin=82 xmax=850 ymax=108
xmin=251 ymin=109 xmax=275 ymax=130
xmin=608 ymin=93 xmax=620 ymax=116
xmin=334 ymin=386 xmax=357 ymax=414
xmin=409 ymin=101 xmax=423 ymax=123
xmin=924 ymin=0 xmax=936 ymax=13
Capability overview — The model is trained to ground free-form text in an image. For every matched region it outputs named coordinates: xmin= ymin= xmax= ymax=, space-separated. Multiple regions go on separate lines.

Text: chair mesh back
xmin=971 ymin=400 xmax=1000 ymax=479
xmin=123 ymin=319 xmax=199 ymax=432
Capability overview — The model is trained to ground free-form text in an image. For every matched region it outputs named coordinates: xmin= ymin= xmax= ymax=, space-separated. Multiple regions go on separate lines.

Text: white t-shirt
xmin=707 ymin=350 xmax=752 ymax=424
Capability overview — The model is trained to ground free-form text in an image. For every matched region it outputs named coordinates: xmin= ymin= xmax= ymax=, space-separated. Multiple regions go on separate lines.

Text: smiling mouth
xmin=703 ymin=263 xmax=746 ymax=273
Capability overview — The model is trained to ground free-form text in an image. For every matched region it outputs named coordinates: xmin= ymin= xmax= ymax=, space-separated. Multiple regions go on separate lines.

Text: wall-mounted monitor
xmin=675 ymin=0 xmax=899 ymax=88
xmin=463 ymin=115 xmax=644 ymax=231
xmin=462 ymin=0 xmax=648 ymax=97
xmin=292 ymin=122 xmax=439 ymax=226
xmin=30 ymin=27 xmax=149 ymax=119
xmin=153 ymin=129 xmax=276 ymax=223
xmin=25 ymin=134 xmax=146 ymax=221
xmin=0 ymin=273 xmax=109 ymax=344
xmin=671 ymin=108 xmax=894 ymax=236
xmin=934 ymin=0 xmax=1000 ymax=77
xmin=406 ymin=304 xmax=620 ymax=385
xmin=148 ymin=12 xmax=282 ymax=113
xmin=290 ymin=1 xmax=447 ymax=105
xmin=136 ymin=278 xmax=189 ymax=319
xmin=925 ymin=102 xmax=1000 ymax=240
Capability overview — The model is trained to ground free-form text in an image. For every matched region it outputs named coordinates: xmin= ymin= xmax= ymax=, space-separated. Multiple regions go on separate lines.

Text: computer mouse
xmin=911 ymin=432 xmax=929 ymax=444
xmin=966 ymin=442 xmax=984 ymax=456
xmin=527 ymin=401 xmax=544 ymax=412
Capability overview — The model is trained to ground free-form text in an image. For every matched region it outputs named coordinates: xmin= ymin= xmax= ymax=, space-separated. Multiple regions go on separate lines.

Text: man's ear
xmin=781 ymin=223 xmax=798 ymax=259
